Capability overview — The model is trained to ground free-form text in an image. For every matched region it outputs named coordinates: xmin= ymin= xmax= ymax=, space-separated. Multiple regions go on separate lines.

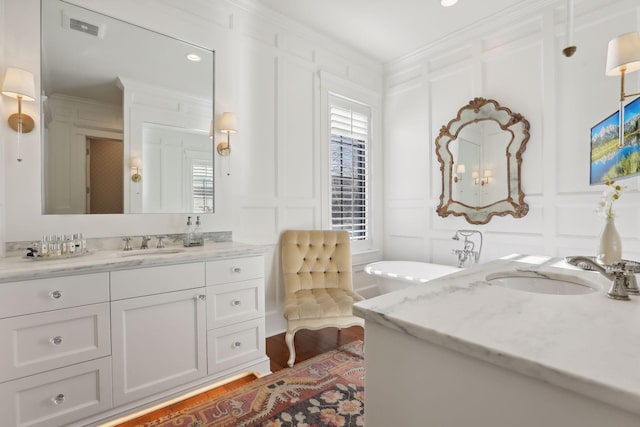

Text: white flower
xmin=596 ymin=181 xmax=624 ymax=218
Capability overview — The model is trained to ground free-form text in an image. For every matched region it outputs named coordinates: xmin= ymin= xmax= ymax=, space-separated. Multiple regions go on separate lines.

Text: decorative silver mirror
xmin=41 ymin=0 xmax=214 ymax=214
xmin=435 ymin=98 xmax=530 ymax=224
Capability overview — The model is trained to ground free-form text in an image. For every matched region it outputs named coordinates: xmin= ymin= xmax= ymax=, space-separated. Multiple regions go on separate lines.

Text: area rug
xmin=144 ymin=340 xmax=364 ymax=427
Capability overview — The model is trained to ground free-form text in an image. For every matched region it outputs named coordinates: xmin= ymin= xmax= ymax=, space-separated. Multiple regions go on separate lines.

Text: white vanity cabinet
xmin=0 ymin=273 xmax=113 ymax=427
xmin=0 ymin=249 xmax=270 ymax=427
xmin=110 ymin=263 xmax=207 ymax=406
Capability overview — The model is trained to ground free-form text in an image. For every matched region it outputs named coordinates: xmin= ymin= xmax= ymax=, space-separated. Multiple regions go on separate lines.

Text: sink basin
xmin=486 ymin=272 xmax=599 ymax=295
xmin=116 ymin=248 xmax=185 ymax=257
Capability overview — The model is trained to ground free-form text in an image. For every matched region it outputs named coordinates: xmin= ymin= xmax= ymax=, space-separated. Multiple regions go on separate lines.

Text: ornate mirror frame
xmin=435 ymin=98 xmax=530 ymax=224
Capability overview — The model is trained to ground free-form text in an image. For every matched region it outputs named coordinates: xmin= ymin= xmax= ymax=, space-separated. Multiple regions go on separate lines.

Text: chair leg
xmin=285 ymin=331 xmax=296 ymax=367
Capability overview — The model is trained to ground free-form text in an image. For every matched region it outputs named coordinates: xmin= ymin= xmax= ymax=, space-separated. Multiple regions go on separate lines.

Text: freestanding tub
xmin=364 ymin=261 xmax=462 ymax=294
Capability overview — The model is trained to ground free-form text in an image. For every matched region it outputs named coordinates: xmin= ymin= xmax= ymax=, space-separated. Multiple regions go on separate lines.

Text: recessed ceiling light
xmin=186 ymin=53 xmax=202 ymax=62
xmin=441 ymin=0 xmax=458 ymax=6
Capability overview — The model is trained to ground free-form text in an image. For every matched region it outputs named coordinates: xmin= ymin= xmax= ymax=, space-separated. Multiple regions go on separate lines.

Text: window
xmin=329 ymin=100 xmax=370 ymax=241
xmin=192 ymin=163 xmax=213 ymax=213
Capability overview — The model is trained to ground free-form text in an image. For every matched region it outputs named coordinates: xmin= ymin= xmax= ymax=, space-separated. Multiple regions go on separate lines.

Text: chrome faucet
xmin=565 ymin=256 xmax=639 ymax=300
xmin=140 ymin=236 xmax=151 ymax=250
xmin=452 ymin=230 xmax=483 ymax=268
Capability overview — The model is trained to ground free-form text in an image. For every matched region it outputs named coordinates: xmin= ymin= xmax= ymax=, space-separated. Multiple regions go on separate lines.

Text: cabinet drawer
xmin=0 ymin=273 xmax=109 ymax=319
xmin=207 ymin=318 xmax=265 ymax=374
xmin=0 ymin=303 xmax=110 ymax=382
xmin=206 ymin=256 xmax=264 ymax=286
xmin=207 ymin=279 xmax=265 ymax=329
xmin=0 ymin=357 xmax=112 ymax=427
xmin=110 ymin=262 xmax=205 ymax=300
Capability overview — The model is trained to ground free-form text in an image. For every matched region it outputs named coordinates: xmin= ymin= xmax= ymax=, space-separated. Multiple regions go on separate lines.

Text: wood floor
xmin=117 ymin=326 xmax=364 ymax=426
xmin=266 ymin=326 xmax=364 ymax=372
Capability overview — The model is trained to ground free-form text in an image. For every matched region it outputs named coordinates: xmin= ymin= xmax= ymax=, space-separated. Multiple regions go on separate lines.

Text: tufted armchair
xmin=281 ymin=230 xmax=364 ymax=367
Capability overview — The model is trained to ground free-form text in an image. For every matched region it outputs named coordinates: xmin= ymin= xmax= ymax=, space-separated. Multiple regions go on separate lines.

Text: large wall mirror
xmin=41 ymin=0 xmax=214 ymax=214
xmin=435 ymin=98 xmax=530 ymax=224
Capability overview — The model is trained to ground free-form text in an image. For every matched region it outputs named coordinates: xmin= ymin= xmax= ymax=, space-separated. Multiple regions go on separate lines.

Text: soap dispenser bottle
xmin=183 ymin=216 xmax=193 ymax=247
xmin=194 ymin=216 xmax=203 ymax=246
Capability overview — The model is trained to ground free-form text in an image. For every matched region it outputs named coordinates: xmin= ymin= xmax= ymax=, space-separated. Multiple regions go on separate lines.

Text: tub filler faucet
xmin=452 ymin=230 xmax=483 ymax=268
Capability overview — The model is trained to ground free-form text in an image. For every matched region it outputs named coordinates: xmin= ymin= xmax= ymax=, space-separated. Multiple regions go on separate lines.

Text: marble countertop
xmin=354 ymin=254 xmax=640 ymax=416
xmin=0 ymin=241 xmax=267 ymax=283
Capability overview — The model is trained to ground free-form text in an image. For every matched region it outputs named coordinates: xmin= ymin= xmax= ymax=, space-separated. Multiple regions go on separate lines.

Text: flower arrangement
xmin=596 ymin=180 xmax=624 ymax=218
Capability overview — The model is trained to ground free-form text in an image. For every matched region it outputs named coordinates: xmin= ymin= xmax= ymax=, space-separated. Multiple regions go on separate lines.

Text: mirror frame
xmin=435 ymin=97 xmax=530 ymax=224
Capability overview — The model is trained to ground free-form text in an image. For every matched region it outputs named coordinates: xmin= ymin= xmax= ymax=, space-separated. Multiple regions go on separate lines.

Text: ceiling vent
xmin=62 ymin=11 xmax=106 ymax=39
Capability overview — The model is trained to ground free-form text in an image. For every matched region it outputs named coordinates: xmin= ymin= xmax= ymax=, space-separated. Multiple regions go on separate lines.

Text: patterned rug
xmin=145 ymin=340 xmax=364 ymax=427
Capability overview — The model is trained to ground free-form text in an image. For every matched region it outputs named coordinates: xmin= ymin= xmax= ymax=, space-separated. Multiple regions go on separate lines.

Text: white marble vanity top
xmin=354 ymin=254 xmax=640 ymax=416
xmin=0 ymin=241 xmax=267 ymax=283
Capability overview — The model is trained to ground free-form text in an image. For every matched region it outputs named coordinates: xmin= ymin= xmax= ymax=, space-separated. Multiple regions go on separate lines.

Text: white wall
xmin=0 ymin=0 xmax=383 ymax=335
xmin=384 ymin=0 xmax=640 ymax=266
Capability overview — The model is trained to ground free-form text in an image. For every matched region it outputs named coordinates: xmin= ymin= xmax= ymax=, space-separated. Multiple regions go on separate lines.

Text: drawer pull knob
xmin=50 ymin=336 xmax=64 ymax=346
xmin=49 ymin=290 xmax=62 ymax=299
xmin=231 ymin=267 xmax=241 ymax=273
xmin=232 ymin=341 xmax=242 ymax=349
xmin=52 ymin=394 xmax=65 ymax=405
xmin=232 ymin=300 xmax=241 ymax=306
xmin=198 ymin=294 xmax=206 ymax=301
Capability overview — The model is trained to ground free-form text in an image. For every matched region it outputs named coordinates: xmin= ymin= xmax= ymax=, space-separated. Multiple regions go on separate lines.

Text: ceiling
xmin=42 ymin=0 xmax=213 ymax=105
xmin=257 ymin=0 xmax=531 ymax=63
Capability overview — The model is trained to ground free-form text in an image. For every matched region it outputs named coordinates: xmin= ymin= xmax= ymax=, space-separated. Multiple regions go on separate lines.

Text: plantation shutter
xmin=330 ymin=104 xmax=369 ymax=241
xmin=192 ymin=163 xmax=213 ymax=213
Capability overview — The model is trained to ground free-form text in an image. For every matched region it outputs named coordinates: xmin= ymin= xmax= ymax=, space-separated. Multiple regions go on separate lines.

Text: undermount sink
xmin=116 ymin=248 xmax=185 ymax=257
xmin=486 ymin=272 xmax=599 ymax=295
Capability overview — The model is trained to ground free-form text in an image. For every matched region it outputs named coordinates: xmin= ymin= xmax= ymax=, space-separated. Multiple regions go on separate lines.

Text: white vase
xmin=597 ymin=216 xmax=622 ymax=265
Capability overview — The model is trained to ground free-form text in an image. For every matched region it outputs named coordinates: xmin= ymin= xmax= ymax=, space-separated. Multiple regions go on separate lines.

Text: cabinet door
xmin=111 ymin=289 xmax=207 ymax=406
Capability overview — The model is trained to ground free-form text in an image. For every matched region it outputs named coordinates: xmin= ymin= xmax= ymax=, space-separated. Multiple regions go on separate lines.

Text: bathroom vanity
xmin=354 ymin=254 xmax=640 ymax=426
xmin=0 ymin=243 xmax=269 ymax=427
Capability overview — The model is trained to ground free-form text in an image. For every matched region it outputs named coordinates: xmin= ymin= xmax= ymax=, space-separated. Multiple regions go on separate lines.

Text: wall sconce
xmin=481 ymin=169 xmax=493 ymax=186
xmin=216 ymin=112 xmax=238 ymax=156
xmin=130 ymin=157 xmax=142 ymax=182
xmin=453 ymin=164 xmax=466 ymax=183
xmin=1 ymin=67 xmax=36 ymax=162
xmin=606 ymin=32 xmax=640 ymax=147
xmin=472 ymin=171 xmax=480 ymax=185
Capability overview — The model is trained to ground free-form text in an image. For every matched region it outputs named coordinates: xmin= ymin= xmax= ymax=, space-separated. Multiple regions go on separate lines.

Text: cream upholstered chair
xmin=281 ymin=230 xmax=364 ymax=367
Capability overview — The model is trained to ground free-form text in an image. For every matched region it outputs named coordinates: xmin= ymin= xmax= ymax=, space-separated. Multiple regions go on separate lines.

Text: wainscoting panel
xmin=386 ymin=207 xmax=426 ymax=238
xmin=281 ymin=207 xmax=316 ymax=231
xmin=236 ymin=40 xmax=278 ymax=200
xmin=282 ymin=59 xmax=315 ymax=200
xmin=385 ymin=86 xmax=430 ymax=202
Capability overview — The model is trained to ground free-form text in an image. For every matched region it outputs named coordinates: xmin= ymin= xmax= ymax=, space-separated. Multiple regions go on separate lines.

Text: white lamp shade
xmin=606 ymin=32 xmax=640 ymax=76
xmin=219 ymin=112 xmax=238 ymax=134
xmin=456 ymin=164 xmax=466 ymax=174
xmin=2 ymin=67 xmax=36 ymax=101
xmin=130 ymin=157 xmax=142 ymax=169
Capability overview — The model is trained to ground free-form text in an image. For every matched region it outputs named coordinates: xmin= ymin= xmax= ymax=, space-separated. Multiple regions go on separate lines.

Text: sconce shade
xmin=456 ymin=164 xmax=466 ymax=174
xmin=130 ymin=157 xmax=142 ymax=169
xmin=606 ymin=32 xmax=640 ymax=76
xmin=219 ymin=112 xmax=238 ymax=134
xmin=2 ymin=67 xmax=36 ymax=101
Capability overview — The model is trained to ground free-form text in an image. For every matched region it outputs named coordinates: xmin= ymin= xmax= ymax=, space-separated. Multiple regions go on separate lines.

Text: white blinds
xmin=330 ymin=104 xmax=369 ymax=241
xmin=192 ymin=163 xmax=213 ymax=213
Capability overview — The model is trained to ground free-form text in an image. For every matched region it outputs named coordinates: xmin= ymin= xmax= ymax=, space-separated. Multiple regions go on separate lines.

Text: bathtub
xmin=364 ymin=261 xmax=462 ymax=294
